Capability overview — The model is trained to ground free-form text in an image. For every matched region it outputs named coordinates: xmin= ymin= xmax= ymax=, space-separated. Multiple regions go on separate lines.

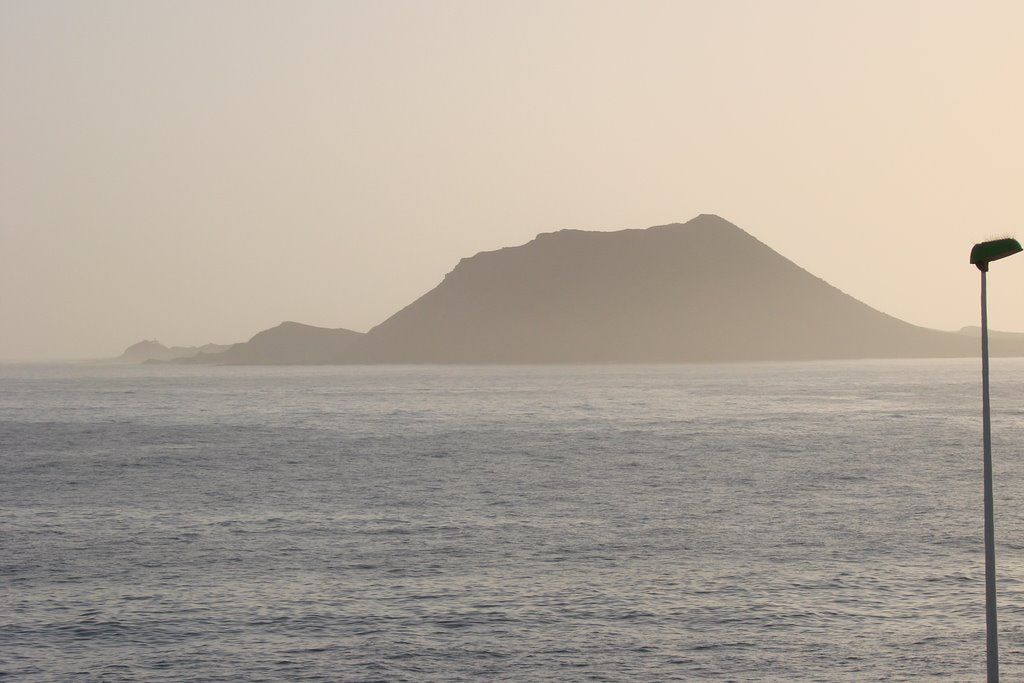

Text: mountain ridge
xmin=339 ymin=214 xmax=1019 ymax=363
xmin=118 ymin=215 xmax=1024 ymax=364
xmin=179 ymin=321 xmax=363 ymax=365
xmin=118 ymin=340 xmax=231 ymax=363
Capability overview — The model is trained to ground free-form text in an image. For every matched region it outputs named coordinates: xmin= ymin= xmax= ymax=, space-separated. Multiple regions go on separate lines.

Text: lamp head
xmin=971 ymin=238 xmax=1022 ymax=272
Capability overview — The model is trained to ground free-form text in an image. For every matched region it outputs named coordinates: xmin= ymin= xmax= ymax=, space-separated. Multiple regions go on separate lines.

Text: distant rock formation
xmin=957 ymin=326 xmax=1024 ymax=341
xmin=118 ymin=340 xmax=231 ymax=363
xmin=181 ymin=321 xmax=363 ymax=365
xmin=339 ymin=214 xmax=1024 ymax=363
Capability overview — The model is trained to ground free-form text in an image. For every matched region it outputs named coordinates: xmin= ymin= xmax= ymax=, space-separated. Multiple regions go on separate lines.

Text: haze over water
xmin=4 ymin=2 xmax=1024 ymax=360
xmin=6 ymin=359 xmax=1024 ymax=681
xmin=6 ymin=3 xmax=1024 ymax=681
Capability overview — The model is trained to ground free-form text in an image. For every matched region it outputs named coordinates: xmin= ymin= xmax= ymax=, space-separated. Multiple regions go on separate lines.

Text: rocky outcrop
xmin=182 ymin=321 xmax=363 ymax=365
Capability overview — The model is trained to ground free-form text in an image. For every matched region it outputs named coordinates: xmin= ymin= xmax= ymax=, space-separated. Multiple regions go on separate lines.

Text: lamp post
xmin=970 ymin=237 xmax=1022 ymax=683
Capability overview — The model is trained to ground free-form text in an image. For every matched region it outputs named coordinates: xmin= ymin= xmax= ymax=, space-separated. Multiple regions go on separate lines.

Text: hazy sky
xmin=3 ymin=0 xmax=1023 ymax=360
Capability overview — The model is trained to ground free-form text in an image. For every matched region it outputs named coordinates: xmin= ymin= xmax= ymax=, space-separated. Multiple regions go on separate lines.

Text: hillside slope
xmin=341 ymin=215 xmax=1013 ymax=363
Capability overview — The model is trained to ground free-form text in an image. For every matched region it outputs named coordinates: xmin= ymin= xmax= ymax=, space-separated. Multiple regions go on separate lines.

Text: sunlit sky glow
xmin=2 ymin=0 xmax=1023 ymax=359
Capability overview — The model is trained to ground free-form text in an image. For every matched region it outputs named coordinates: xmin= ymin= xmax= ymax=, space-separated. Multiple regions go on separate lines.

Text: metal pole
xmin=981 ymin=268 xmax=1000 ymax=682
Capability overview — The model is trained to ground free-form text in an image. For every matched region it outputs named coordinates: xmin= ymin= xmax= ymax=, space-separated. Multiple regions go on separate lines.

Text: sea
xmin=4 ymin=359 xmax=1024 ymax=682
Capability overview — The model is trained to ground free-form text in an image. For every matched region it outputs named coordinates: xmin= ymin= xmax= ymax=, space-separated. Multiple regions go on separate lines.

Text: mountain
xmin=118 ymin=340 xmax=231 ymax=363
xmin=957 ymin=326 xmax=1024 ymax=341
xmin=182 ymin=321 xmax=363 ymax=365
xmin=340 ymin=214 xmax=1023 ymax=363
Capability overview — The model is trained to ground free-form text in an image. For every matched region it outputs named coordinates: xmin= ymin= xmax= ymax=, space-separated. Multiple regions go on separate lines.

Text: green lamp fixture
xmin=971 ymin=238 xmax=1022 ymax=271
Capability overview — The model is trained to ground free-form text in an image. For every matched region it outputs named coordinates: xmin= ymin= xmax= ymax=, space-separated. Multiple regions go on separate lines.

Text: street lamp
xmin=970 ymin=237 xmax=1022 ymax=683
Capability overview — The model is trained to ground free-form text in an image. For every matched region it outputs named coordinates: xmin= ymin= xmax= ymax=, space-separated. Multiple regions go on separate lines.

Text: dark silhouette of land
xmin=179 ymin=321 xmax=363 ymax=365
xmin=958 ymin=326 xmax=1024 ymax=342
xmin=118 ymin=340 xmax=231 ymax=363
xmin=120 ymin=215 xmax=1024 ymax=364
xmin=340 ymin=214 xmax=1023 ymax=363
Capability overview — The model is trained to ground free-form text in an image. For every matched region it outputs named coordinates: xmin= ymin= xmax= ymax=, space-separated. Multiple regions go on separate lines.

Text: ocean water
xmin=4 ymin=360 xmax=1024 ymax=682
